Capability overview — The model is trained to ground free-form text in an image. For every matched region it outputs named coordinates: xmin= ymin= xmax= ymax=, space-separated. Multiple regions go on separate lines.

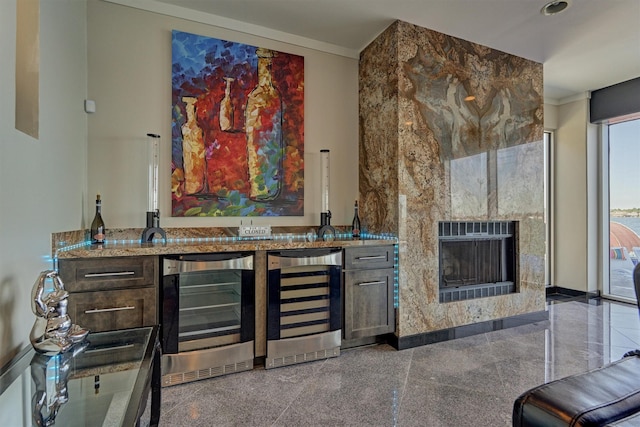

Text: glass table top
xmin=0 ymin=327 xmax=154 ymax=427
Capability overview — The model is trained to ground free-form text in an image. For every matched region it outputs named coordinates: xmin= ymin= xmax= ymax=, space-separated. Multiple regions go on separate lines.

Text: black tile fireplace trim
xmin=388 ymin=310 xmax=549 ymax=350
xmin=438 ymin=220 xmax=515 ymax=239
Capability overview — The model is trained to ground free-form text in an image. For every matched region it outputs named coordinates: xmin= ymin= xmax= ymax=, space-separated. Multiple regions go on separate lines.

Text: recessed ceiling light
xmin=541 ymin=0 xmax=571 ymax=16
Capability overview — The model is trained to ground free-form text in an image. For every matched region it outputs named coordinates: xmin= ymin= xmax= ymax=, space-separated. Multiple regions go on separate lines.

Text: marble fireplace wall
xmin=359 ymin=21 xmax=545 ymax=338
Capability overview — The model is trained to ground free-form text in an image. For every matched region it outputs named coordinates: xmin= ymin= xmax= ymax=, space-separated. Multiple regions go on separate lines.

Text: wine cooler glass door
xmin=179 ymin=269 xmax=242 ymax=352
xmin=162 ymin=253 xmax=254 ymax=354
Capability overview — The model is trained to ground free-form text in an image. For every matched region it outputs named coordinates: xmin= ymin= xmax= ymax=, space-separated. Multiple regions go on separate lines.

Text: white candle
xmin=147 ymin=133 xmax=160 ymax=212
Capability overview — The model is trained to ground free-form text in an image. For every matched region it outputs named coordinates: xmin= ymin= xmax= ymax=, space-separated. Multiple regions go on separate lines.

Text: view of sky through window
xmin=610 ymin=119 xmax=640 ymax=210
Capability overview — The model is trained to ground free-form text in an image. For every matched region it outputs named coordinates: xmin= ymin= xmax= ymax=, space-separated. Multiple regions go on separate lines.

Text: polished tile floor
xmin=152 ymin=299 xmax=640 ymax=426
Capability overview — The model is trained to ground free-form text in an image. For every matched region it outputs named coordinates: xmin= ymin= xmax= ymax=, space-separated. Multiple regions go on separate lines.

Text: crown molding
xmin=544 ymin=91 xmax=591 ymax=106
xmin=101 ymin=0 xmax=360 ymax=59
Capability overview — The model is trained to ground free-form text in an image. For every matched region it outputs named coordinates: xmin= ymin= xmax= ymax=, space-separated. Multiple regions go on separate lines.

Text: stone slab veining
xmin=359 ymin=20 xmax=546 ymax=341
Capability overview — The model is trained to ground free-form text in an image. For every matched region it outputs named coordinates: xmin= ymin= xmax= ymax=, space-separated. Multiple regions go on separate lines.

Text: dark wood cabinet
xmin=343 ymin=245 xmax=395 ymax=340
xmin=58 ymin=256 xmax=158 ymax=333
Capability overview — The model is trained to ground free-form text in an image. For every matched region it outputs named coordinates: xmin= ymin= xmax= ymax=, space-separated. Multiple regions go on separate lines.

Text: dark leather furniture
xmin=513 ymin=353 xmax=640 ymax=426
xmin=513 ymin=264 xmax=640 ymax=427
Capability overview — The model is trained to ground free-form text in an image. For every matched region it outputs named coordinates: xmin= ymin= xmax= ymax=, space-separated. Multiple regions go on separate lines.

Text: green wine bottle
xmin=90 ymin=194 xmax=106 ymax=244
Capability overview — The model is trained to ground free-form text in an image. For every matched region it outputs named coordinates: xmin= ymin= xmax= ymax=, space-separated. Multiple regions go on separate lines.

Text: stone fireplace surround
xmin=358 ymin=20 xmax=547 ymax=349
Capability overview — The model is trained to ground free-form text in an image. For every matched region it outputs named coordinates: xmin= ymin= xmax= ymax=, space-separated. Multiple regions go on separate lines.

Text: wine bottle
xmin=90 ymin=194 xmax=106 ymax=244
xmin=352 ymin=200 xmax=361 ymax=238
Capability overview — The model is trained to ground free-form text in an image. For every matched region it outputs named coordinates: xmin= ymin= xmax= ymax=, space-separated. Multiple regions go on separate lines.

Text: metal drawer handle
xmin=84 ymin=271 xmax=136 ymax=278
xmin=355 ymin=255 xmax=387 ymax=261
xmin=84 ymin=306 xmax=135 ymax=314
xmin=357 ymin=281 xmax=386 ymax=286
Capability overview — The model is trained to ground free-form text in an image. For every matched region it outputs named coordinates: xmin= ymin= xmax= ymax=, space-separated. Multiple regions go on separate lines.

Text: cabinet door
xmin=344 ymin=268 xmax=395 ymax=340
xmin=68 ymin=287 xmax=157 ymax=333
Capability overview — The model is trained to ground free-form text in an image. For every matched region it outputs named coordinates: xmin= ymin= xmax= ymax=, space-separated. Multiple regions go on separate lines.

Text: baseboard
xmin=546 ymin=286 xmax=600 ymax=300
xmin=341 ymin=335 xmax=380 ymax=350
xmin=388 ymin=310 xmax=549 ymax=351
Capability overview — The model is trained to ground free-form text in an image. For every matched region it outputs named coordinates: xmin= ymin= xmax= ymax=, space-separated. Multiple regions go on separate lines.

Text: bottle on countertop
xmin=351 ymin=200 xmax=361 ymax=238
xmin=90 ymin=194 xmax=106 ymax=244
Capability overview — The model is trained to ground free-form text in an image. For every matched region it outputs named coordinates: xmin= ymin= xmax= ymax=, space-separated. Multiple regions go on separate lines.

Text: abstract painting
xmin=171 ymin=30 xmax=304 ymax=217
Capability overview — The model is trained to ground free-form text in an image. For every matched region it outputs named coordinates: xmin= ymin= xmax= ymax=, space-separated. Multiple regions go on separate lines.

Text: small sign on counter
xmin=239 ymin=225 xmax=272 ymax=239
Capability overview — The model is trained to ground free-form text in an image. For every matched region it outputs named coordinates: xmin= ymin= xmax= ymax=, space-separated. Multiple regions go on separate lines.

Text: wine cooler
xmin=266 ymin=248 xmax=342 ymax=369
xmin=161 ymin=252 xmax=255 ymax=386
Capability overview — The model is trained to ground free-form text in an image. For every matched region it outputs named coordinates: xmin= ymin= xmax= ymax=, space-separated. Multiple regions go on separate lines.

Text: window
xmin=606 ymin=117 xmax=640 ymax=300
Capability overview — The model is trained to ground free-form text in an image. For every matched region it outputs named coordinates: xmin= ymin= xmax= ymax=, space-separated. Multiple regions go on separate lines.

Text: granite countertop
xmin=53 ymin=227 xmax=397 ymax=259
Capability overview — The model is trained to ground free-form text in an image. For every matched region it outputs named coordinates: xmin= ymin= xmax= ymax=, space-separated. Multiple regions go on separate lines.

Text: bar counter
xmin=52 ymin=227 xmax=397 ymax=259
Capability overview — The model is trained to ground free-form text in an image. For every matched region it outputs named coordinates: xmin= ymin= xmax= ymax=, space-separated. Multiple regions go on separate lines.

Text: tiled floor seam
xmin=394 ymin=347 xmax=414 ymax=424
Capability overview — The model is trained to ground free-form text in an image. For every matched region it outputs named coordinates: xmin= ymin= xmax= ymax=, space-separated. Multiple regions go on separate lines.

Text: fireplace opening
xmin=439 ymin=221 xmax=517 ymax=302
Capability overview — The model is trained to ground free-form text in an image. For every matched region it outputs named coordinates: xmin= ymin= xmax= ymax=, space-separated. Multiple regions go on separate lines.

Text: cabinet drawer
xmin=68 ymin=287 xmax=157 ymax=333
xmin=343 ymin=245 xmax=394 ymax=270
xmin=59 ymin=256 xmax=157 ymax=292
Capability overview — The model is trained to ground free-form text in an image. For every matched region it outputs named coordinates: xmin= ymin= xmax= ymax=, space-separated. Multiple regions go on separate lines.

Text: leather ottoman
xmin=513 ymin=354 xmax=640 ymax=426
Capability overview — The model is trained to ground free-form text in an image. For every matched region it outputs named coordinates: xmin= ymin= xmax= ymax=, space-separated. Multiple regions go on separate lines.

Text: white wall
xmin=546 ymin=99 xmax=602 ymax=293
xmin=553 ymin=98 xmax=594 ymax=291
xmin=0 ymin=0 xmax=88 ymax=365
xmin=87 ymin=0 xmax=360 ymax=230
xmin=544 ymin=103 xmax=558 ymax=130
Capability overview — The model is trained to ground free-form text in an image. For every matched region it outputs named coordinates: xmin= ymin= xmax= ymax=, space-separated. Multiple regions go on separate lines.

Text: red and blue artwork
xmin=171 ymin=30 xmax=304 ymax=217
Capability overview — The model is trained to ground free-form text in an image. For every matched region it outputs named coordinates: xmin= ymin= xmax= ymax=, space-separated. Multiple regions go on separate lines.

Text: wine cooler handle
xmin=84 ymin=271 xmax=136 ymax=278
xmin=84 ymin=306 xmax=135 ymax=314
xmin=357 ymin=281 xmax=386 ymax=286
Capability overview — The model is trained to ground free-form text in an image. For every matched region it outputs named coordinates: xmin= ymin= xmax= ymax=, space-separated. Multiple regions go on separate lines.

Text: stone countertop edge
xmin=52 ymin=227 xmax=397 ymax=259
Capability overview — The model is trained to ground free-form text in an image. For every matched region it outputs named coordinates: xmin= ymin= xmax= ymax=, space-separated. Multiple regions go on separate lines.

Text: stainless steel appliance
xmin=266 ymin=248 xmax=342 ymax=369
xmin=161 ymin=252 xmax=254 ymax=386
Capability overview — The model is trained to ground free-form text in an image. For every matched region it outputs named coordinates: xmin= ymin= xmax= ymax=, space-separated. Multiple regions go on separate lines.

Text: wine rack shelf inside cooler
xmin=279 ymin=265 xmax=332 ymax=339
xmin=178 ymin=270 xmax=242 ymax=340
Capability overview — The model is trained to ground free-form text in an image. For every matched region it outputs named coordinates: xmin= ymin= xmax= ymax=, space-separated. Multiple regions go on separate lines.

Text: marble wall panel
xmin=359 ymin=25 xmax=400 ymax=234
xmin=360 ymin=21 xmax=546 ymax=338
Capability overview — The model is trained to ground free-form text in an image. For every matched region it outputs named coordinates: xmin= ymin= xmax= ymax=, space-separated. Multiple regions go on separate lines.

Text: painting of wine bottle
xmin=171 ymin=30 xmax=304 ymax=217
